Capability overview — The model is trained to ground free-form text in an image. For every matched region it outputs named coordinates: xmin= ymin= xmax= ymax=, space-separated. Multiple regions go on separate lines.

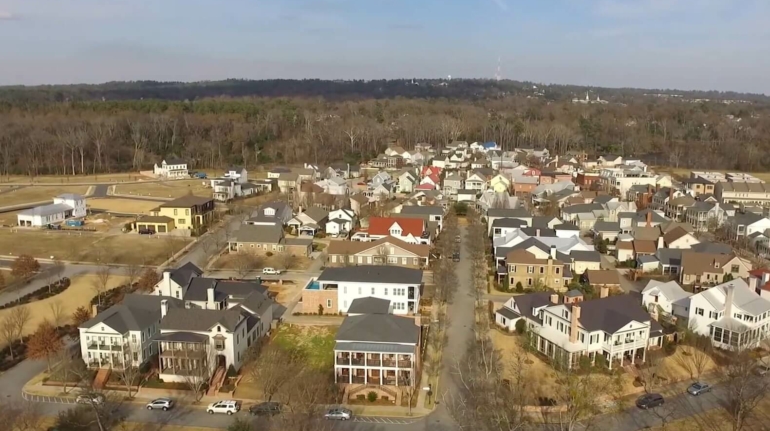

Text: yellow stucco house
xmin=489 ymin=174 xmax=511 ymax=193
xmin=148 ymin=195 xmax=215 ymax=231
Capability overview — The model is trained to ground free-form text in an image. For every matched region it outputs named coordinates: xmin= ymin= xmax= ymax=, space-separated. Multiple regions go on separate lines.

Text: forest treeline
xmin=0 ymin=80 xmax=769 ymax=176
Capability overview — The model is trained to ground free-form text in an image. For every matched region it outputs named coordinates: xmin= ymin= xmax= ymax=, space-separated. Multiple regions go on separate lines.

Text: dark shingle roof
xmin=347 ymin=297 xmax=391 ymax=315
xmin=161 ymin=306 xmax=247 ymax=332
xmin=487 ymin=208 xmax=531 ymax=218
xmin=573 ymin=295 xmax=652 ymax=333
xmin=491 ymin=218 xmax=528 ymax=229
xmin=690 ymin=242 xmax=732 ymax=254
xmin=400 ymin=206 xmax=444 ymax=216
xmin=160 ymin=195 xmax=213 ymax=208
xmin=508 ymin=292 xmax=552 ymax=324
xmin=318 ymin=266 xmax=422 ymax=284
xmin=81 ymin=295 xmax=183 ymax=333
xmin=569 ymin=250 xmax=602 ymax=263
xmin=232 ymin=224 xmax=284 ymax=244
xmin=593 ymin=221 xmax=620 ymax=233
xmin=336 ymin=314 xmax=419 ymax=344
xmin=656 ymin=248 xmax=683 ymax=266
xmin=169 ymin=263 xmax=203 ymax=289
xmin=185 ymin=278 xmax=268 ymax=302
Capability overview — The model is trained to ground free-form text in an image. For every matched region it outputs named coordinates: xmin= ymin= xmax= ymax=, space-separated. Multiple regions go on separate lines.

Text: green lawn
xmin=273 ymin=325 xmax=337 ymax=370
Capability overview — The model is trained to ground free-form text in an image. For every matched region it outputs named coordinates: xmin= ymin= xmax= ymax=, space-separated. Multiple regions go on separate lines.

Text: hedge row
xmin=0 ymin=277 xmax=71 ymax=310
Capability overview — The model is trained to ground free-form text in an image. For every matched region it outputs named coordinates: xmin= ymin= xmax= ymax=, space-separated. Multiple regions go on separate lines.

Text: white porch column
xmin=642 ymin=346 xmax=647 ymax=362
xmin=630 ymin=348 xmax=635 ymax=365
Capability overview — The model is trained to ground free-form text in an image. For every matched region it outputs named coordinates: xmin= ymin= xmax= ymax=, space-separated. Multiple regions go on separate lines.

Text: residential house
xmin=680 ymin=252 xmax=752 ymax=286
xmin=685 ymin=202 xmax=734 ymax=232
xmin=495 ymin=291 xmax=662 ymax=369
xmin=153 ymin=158 xmax=188 ymax=179
xmin=511 ymin=175 xmax=539 ymax=195
xmin=476 ymin=191 xmax=519 ymax=215
xmin=717 ymin=182 xmax=770 ymax=206
xmin=673 ymin=279 xmax=770 ymax=350
xmin=326 ymin=208 xmax=356 ymax=236
xmin=371 ymin=172 xmax=392 ymax=188
xmin=277 ymin=172 xmax=299 ymax=194
xmin=79 ymin=294 xmax=183 ymax=369
xmin=663 ymin=227 xmax=700 ymax=249
xmin=327 ymin=236 xmax=430 ymax=268
xmin=490 ymin=174 xmax=511 ymax=193
xmin=491 ymin=218 xmax=528 ymax=239
xmin=349 ymin=193 xmax=370 ymax=216
xmin=664 ymin=195 xmax=696 ymax=221
xmin=581 ymin=270 xmax=620 ymax=290
xmin=616 ymin=240 xmax=657 ymax=263
xmin=419 ymin=173 xmax=441 ymax=191
xmin=505 ymin=249 xmax=571 ymax=291
xmin=399 ymin=206 xmax=444 ymax=230
xmin=443 ymin=173 xmax=463 ymax=197
xmin=575 ymin=173 xmax=601 ymax=190
xmin=368 ymin=183 xmax=394 ymax=201
xmin=150 ymin=195 xmax=215 ymax=231
xmin=396 ymin=170 xmax=418 ymax=194
xmin=456 ymin=189 xmax=477 ymax=203
xmin=465 ymin=171 xmax=489 ymax=192
xmin=569 ymin=250 xmax=602 ymax=276
xmin=641 ymin=280 xmax=692 ymax=319
xmin=287 ymin=207 xmax=329 ymax=236
xmin=598 ymin=155 xmax=623 ymax=167
xmin=229 ymin=224 xmax=313 ymax=257
xmin=334 ymin=304 xmax=420 ymax=396
xmin=352 ymin=216 xmax=431 ymax=245
xmin=314 ymin=177 xmax=349 ymax=196
xmin=246 ymin=201 xmax=293 ymax=226
xmin=267 ymin=167 xmax=290 ymax=179
xmin=302 ymin=266 xmax=422 ymax=315
xmin=384 ymin=146 xmax=407 ymax=157
xmin=17 ymin=193 xmax=88 ymax=227
xmin=486 ymin=208 xmax=531 ymax=234
xmin=682 ymin=177 xmax=716 ymax=197
xmin=618 ymin=210 xmax=668 ymax=234
xmin=726 ymin=213 xmax=770 ymax=240
xmin=748 ymin=269 xmax=770 ymax=300
xmin=656 ymin=248 xmax=683 ymax=275
xmin=592 ymin=221 xmax=621 ymax=242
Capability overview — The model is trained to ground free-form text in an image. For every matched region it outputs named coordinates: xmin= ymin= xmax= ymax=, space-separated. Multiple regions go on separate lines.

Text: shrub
xmin=318 ymin=304 xmax=324 ymax=315
xmin=0 ymin=277 xmax=70 ymax=310
xmin=515 ymin=319 xmax=526 ymax=335
xmin=663 ymin=338 xmax=677 ymax=355
xmin=226 ymin=365 xmax=237 ymax=378
xmin=515 ymin=282 xmax=524 ymax=293
xmin=367 ymin=391 xmax=378 ymax=403
xmin=266 ymin=252 xmax=274 ymax=257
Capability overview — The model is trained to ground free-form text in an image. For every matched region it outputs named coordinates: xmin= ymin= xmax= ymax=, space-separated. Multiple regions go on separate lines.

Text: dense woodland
xmin=0 ymin=79 xmax=769 ymax=176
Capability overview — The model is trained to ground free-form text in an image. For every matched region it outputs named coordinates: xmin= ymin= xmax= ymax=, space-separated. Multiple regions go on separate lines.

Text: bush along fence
xmin=0 ymin=277 xmax=71 ymax=310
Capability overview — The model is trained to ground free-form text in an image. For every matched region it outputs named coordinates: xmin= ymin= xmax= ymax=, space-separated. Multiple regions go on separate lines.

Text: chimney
xmin=550 ymin=293 xmax=559 ymax=304
xmin=160 ymin=299 xmax=168 ymax=318
xmin=600 ymin=286 xmax=609 ymax=299
xmin=549 ymin=245 xmax=557 ymax=260
xmin=569 ymin=306 xmax=581 ymax=343
xmin=764 ymin=272 xmax=770 ymax=284
xmin=657 ymin=236 xmax=664 ymax=250
xmin=207 ymin=287 xmax=216 ymax=309
xmin=669 ymin=187 xmax=674 ymax=200
xmin=724 ymin=284 xmax=735 ymax=319
xmin=646 ymin=211 xmax=652 ymax=227
xmin=91 ymin=304 xmax=99 ymax=318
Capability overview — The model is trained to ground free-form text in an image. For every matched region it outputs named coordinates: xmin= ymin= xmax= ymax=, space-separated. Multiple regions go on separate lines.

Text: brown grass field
xmin=88 ymin=198 xmax=161 ymax=214
xmin=0 ymin=230 xmax=191 ymax=264
xmin=116 ymin=179 xmax=210 ymax=199
xmin=1 ymin=186 xmax=90 ymax=207
xmin=0 ymin=173 xmax=148 ymax=184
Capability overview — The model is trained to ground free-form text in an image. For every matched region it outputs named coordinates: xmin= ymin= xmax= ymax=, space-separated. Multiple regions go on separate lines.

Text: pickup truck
xmin=262 ymin=267 xmax=283 ymax=275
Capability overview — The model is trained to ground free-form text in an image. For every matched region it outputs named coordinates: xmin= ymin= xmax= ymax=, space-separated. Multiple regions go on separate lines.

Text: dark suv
xmin=636 ymin=393 xmax=664 ymax=409
xmin=452 ymin=252 xmax=460 ymax=262
xmin=249 ymin=402 xmax=282 ymax=416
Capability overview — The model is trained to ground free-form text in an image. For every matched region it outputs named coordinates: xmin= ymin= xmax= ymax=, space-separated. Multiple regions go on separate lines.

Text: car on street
xmin=146 ymin=398 xmax=174 ymax=411
xmin=452 ymin=252 xmax=460 ymax=262
xmin=249 ymin=401 xmax=282 ymax=416
xmin=455 ymin=235 xmax=461 ymax=243
xmin=324 ymin=407 xmax=352 ymax=421
xmin=687 ymin=382 xmax=712 ymax=396
xmin=636 ymin=393 xmax=664 ymax=409
xmin=76 ymin=393 xmax=105 ymax=405
xmin=207 ymin=400 xmax=240 ymax=415
xmin=262 ymin=267 xmax=283 ymax=275
xmin=755 ymin=364 xmax=770 ymax=376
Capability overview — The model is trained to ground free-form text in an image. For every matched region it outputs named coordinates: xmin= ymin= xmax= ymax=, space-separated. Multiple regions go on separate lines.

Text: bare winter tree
xmin=9 ymin=305 xmax=31 ymax=346
xmin=92 ymin=265 xmax=112 ymax=306
xmin=716 ymin=349 xmax=770 ymax=431
xmin=0 ymin=399 xmax=44 ymax=431
xmin=182 ymin=345 xmax=216 ymax=402
xmin=115 ymin=343 xmax=146 ymax=399
xmin=278 ymin=251 xmax=298 ymax=271
xmin=245 ymin=344 xmax=302 ymax=402
xmin=0 ymin=316 xmax=17 ymax=360
xmin=233 ymin=252 xmax=261 ymax=279
xmin=122 ymin=261 xmax=143 ymax=289
xmin=48 ymin=300 xmax=66 ymax=328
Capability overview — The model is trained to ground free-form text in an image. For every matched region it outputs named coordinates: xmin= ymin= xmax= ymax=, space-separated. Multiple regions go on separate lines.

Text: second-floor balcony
xmin=86 ymin=342 xmax=125 ymax=351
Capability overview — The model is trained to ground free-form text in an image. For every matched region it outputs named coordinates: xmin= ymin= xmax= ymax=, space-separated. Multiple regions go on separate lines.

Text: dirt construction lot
xmin=0 ymin=274 xmax=129 ymax=346
xmin=116 ymin=179 xmax=210 ymax=199
xmin=89 ymin=198 xmax=161 ymax=214
xmin=1 ymin=186 xmax=90 ymax=207
xmin=0 ymin=230 xmax=191 ymax=264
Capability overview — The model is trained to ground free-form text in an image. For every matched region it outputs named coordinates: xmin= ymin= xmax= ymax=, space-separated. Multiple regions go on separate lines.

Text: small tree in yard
xmin=116 ymin=343 xmax=145 ymax=399
xmin=0 ymin=316 xmax=17 ymax=360
xmin=71 ymin=306 xmax=92 ymax=328
xmin=318 ymin=304 xmax=324 ymax=315
xmin=279 ymin=252 xmax=298 ymax=270
xmin=92 ymin=266 xmax=112 ymax=306
xmin=184 ymin=346 xmax=216 ymax=402
xmin=11 ymin=254 xmax=40 ymax=279
xmin=136 ymin=268 xmax=160 ymax=292
xmin=49 ymin=300 xmax=66 ymax=327
xmin=27 ymin=321 xmax=62 ymax=372
xmin=515 ymin=281 xmax=524 ymax=293
xmin=515 ymin=319 xmax=526 ymax=335
xmin=9 ymin=305 xmax=31 ymax=345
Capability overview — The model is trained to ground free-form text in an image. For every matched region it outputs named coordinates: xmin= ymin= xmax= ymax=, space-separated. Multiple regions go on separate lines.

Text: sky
xmin=0 ymin=0 xmax=769 ymax=93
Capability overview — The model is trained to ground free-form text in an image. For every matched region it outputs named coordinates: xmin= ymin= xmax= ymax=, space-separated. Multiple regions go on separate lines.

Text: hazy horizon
xmin=1 ymin=0 xmax=768 ymax=94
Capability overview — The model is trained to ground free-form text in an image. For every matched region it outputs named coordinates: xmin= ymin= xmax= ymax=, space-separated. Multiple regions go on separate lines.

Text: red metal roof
xmin=368 ymin=217 xmax=425 ymax=237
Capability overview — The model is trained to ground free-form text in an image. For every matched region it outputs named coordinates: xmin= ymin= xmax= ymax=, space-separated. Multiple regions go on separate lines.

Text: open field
xmin=0 ymin=230 xmax=191 ymax=264
xmin=0 ymin=210 xmax=21 ymax=226
xmin=655 ymin=166 xmax=770 ymax=182
xmin=37 ymin=416 xmax=218 ymax=431
xmin=115 ymin=179 xmax=210 ymax=199
xmin=89 ymin=198 xmax=161 ymax=214
xmin=211 ymin=252 xmax=312 ymax=272
xmin=0 ymin=173 xmax=150 ymax=184
xmin=273 ymin=325 xmax=337 ymax=369
xmin=1 ymin=186 xmax=90 ymax=207
xmin=0 ymin=274 xmax=129 ymax=345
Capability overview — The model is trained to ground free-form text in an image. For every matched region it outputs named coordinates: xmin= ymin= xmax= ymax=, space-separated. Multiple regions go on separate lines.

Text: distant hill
xmin=0 ymin=78 xmax=767 ymax=103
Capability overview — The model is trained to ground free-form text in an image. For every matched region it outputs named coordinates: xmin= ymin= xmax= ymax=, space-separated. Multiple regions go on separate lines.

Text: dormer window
xmin=217 ymin=326 xmax=221 ymax=332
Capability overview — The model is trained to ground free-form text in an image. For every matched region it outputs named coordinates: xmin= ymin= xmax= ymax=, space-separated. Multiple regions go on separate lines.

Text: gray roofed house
xmin=569 ymin=250 xmax=602 ymax=263
xmin=81 ymin=294 xmax=183 ymax=333
xmin=593 ymin=195 xmax=616 ymax=205
xmin=570 ymin=294 xmax=654 ymax=333
xmin=491 ymin=218 xmax=528 ymax=229
xmin=231 ymin=224 xmax=284 ymax=244
xmin=498 ymin=292 xmax=552 ymax=324
xmin=520 ymin=227 xmax=557 ymax=237
xmin=691 ymin=242 xmax=732 ymax=254
xmin=185 ymin=278 xmax=268 ymax=302
xmin=487 ymin=208 xmax=531 ymax=218
xmin=554 ymin=223 xmax=580 ymax=231
xmin=168 ymin=262 xmax=204 ymax=289
xmin=161 ymin=306 xmax=248 ymax=332
xmin=531 ymin=216 xmax=561 ymax=228
xmin=561 ymin=203 xmax=603 ymax=214
xmin=18 ymin=203 xmax=74 ymax=217
xmin=318 ymin=266 xmax=422 ymax=284
xmin=347 ymin=297 xmax=392 ymax=315
xmin=303 ymin=206 xmax=329 ymax=223
xmin=593 ymin=221 xmax=620 ymax=233
xmin=400 ymin=206 xmax=444 ymax=217
xmin=335 ymin=314 xmax=419 ymax=344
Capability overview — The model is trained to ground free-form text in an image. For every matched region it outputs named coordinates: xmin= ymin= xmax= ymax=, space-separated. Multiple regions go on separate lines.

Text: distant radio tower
xmin=495 ymin=56 xmax=502 ymax=81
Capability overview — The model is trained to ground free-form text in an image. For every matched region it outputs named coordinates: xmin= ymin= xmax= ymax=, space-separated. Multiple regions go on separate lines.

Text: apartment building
xmin=717 ymin=182 xmax=770 ymax=206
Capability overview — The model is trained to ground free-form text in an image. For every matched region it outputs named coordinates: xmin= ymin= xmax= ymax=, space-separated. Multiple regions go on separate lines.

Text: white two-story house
xmin=154 ymin=158 xmax=189 ymax=178
xmin=301 ymin=266 xmax=422 ymax=315
xmin=495 ymin=290 xmax=662 ymax=370
xmin=673 ymin=279 xmax=770 ymax=350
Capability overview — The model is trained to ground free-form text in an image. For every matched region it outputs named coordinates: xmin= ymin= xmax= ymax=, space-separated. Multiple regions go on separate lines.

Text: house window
xmin=695 ymin=308 xmax=704 ymax=316
xmin=174 ymin=209 xmax=178 ymax=215
xmin=555 ymin=267 xmax=560 ymax=274
xmin=358 ymin=287 xmax=362 ymax=295
xmin=371 ymin=287 xmax=375 ymax=295
xmin=326 ymin=299 xmax=332 ymax=308
xmin=731 ymin=264 xmax=740 ymax=273
xmin=385 ymin=288 xmax=388 ymax=295
xmin=178 ymin=218 xmax=185 ymax=225
xmin=527 ymin=266 xmax=534 ymax=274
xmin=527 ymin=278 xmax=532 ymax=286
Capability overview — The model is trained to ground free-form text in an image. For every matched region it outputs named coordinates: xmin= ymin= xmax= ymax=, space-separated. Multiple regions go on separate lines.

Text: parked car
xmin=76 ymin=393 xmax=105 ymax=405
xmin=324 ymin=408 xmax=352 ymax=421
xmin=636 ymin=393 xmax=664 ymax=409
xmin=755 ymin=364 xmax=770 ymax=376
xmin=249 ymin=401 xmax=282 ymax=416
xmin=455 ymin=235 xmax=461 ymax=243
xmin=686 ymin=382 xmax=712 ymax=396
xmin=146 ymin=398 xmax=174 ymax=411
xmin=207 ymin=400 xmax=240 ymax=415
xmin=262 ymin=267 xmax=283 ymax=275
xmin=138 ymin=228 xmax=154 ymax=235
xmin=452 ymin=252 xmax=460 ymax=262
